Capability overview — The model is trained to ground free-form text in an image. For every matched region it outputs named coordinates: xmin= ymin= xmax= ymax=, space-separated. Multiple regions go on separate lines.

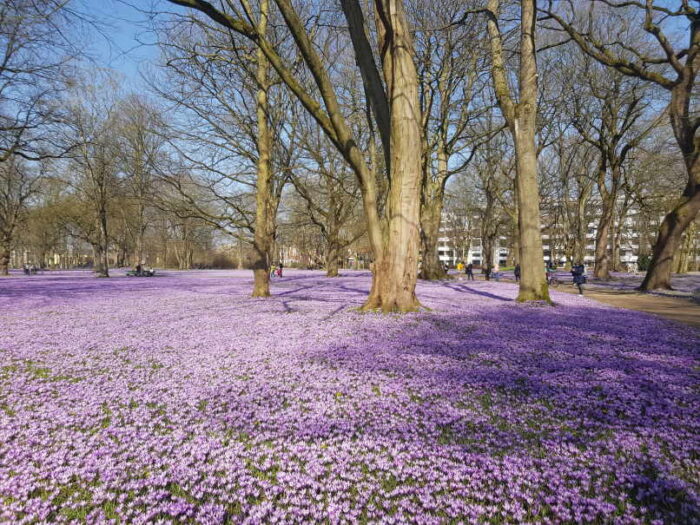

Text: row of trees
xmin=1 ymin=0 xmax=697 ymax=312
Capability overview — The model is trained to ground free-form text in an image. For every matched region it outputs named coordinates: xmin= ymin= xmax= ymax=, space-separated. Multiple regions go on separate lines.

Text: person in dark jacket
xmin=571 ymin=263 xmax=586 ymax=295
xmin=466 ymin=263 xmax=474 ymax=281
xmin=514 ymin=263 xmax=521 ymax=282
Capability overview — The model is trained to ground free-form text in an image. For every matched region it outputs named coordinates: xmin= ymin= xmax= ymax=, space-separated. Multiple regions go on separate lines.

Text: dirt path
xmin=555 ymin=285 xmax=700 ymax=329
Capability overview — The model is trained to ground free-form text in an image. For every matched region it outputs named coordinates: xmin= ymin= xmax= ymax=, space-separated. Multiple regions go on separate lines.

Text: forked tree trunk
xmin=251 ymin=0 xmax=276 ymax=298
xmin=487 ymin=0 xmax=549 ymax=303
xmin=362 ymin=0 xmax=422 ymax=312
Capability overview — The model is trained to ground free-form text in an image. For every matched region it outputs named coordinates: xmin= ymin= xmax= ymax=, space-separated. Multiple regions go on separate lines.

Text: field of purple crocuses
xmin=0 ymin=270 xmax=698 ymax=523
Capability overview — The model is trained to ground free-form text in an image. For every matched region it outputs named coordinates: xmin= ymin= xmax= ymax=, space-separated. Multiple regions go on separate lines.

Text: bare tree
xmin=567 ymin=58 xmax=662 ymax=279
xmin=0 ymin=0 xmax=80 ymax=164
xmin=160 ymin=0 xmax=424 ymax=311
xmin=541 ymin=0 xmax=699 ymax=290
xmin=465 ymin=0 xmax=550 ymax=301
xmin=116 ymin=95 xmax=166 ymax=268
xmin=0 ymin=158 xmax=40 ymax=274
xmin=61 ymin=78 xmax=121 ymax=277
xmin=412 ymin=0 xmax=491 ymax=280
xmin=291 ymin=110 xmax=364 ymax=277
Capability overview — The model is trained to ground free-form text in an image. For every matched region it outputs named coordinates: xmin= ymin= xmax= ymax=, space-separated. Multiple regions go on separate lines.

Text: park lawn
xmin=0 ymin=270 xmax=698 ymax=523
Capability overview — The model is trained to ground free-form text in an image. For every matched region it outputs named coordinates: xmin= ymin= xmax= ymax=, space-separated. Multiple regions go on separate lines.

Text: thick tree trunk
xmin=641 ymin=78 xmax=700 ymax=289
xmin=251 ymin=0 xmax=276 ymax=298
xmin=487 ymin=0 xmax=549 ymax=302
xmin=325 ymin=240 xmax=340 ymax=277
xmin=673 ymin=228 xmax=692 ymax=274
xmin=513 ymin=124 xmax=548 ymax=301
xmin=419 ymin=192 xmax=445 ymax=280
xmin=0 ymin=241 xmax=10 ymax=276
xmin=93 ymin=244 xmax=108 ymax=278
xmin=641 ymin=191 xmax=700 ymax=290
xmin=361 ymin=0 xmax=422 ymax=312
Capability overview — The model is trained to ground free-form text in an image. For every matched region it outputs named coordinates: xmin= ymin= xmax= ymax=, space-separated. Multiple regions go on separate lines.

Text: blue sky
xmin=84 ymin=0 xmax=168 ymax=89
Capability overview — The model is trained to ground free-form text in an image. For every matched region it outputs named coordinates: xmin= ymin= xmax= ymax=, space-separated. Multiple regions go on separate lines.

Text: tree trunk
xmin=483 ymin=235 xmax=494 ymax=281
xmin=487 ymin=0 xmax=549 ymax=302
xmin=325 ymin=241 xmax=340 ymax=277
xmin=251 ymin=0 xmax=276 ymax=298
xmin=419 ymin=189 xmax=445 ymax=280
xmin=593 ymin=200 xmax=613 ymax=279
xmin=362 ymin=0 xmax=422 ymax=312
xmin=0 ymin=240 xmax=10 ymax=276
xmin=94 ymin=211 xmax=109 ymax=278
xmin=512 ymin=122 xmax=548 ymax=301
xmin=641 ymin=59 xmax=700 ymax=289
xmin=641 ymin=191 xmax=700 ymax=289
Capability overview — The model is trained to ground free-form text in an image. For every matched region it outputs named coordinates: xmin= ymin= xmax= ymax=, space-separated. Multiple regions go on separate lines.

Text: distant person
xmin=514 ymin=263 xmax=521 ymax=282
xmin=277 ymin=262 xmax=284 ymax=277
xmin=546 ymin=263 xmax=557 ymax=285
xmin=466 ymin=263 xmax=474 ymax=281
xmin=456 ymin=261 xmax=464 ymax=272
xmin=136 ymin=263 xmax=142 ymax=277
xmin=571 ymin=263 xmax=586 ymax=295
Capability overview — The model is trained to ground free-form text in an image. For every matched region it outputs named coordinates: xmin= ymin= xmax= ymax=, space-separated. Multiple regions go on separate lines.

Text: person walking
xmin=571 ymin=263 xmax=586 ymax=295
xmin=514 ymin=263 xmax=521 ymax=282
xmin=277 ymin=262 xmax=284 ymax=277
xmin=466 ymin=263 xmax=474 ymax=281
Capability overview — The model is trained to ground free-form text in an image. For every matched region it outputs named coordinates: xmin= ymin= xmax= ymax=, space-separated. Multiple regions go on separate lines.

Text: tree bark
xmin=419 ymin=185 xmax=446 ymax=280
xmin=94 ymin=209 xmax=110 ymax=277
xmin=486 ymin=0 xmax=549 ymax=302
xmin=362 ymin=0 xmax=422 ymax=311
xmin=641 ymin=79 xmax=700 ymax=289
xmin=0 ymin=240 xmax=10 ymax=276
xmin=325 ymin=241 xmax=340 ymax=277
xmin=593 ymin=200 xmax=613 ymax=279
xmin=251 ymin=0 xmax=275 ymax=298
xmin=640 ymin=190 xmax=700 ymax=289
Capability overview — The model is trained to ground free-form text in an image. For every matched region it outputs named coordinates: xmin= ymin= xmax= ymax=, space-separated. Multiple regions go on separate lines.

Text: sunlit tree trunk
xmin=594 ymin=199 xmax=613 ymax=279
xmin=419 ymin=182 xmax=446 ymax=280
xmin=486 ymin=0 xmax=549 ymax=302
xmin=251 ymin=0 xmax=275 ymax=298
xmin=362 ymin=0 xmax=422 ymax=311
xmin=641 ymin=157 xmax=700 ymax=289
xmin=640 ymin=38 xmax=699 ymax=289
xmin=325 ymin=241 xmax=340 ymax=277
